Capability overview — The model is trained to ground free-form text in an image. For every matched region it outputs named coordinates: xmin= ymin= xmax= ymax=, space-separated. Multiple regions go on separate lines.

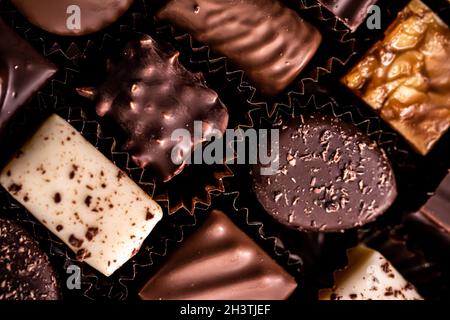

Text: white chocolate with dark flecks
xmin=319 ymin=245 xmax=423 ymax=300
xmin=0 ymin=114 xmax=163 ymax=277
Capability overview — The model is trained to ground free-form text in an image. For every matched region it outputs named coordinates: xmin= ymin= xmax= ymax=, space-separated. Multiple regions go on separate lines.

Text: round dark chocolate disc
xmin=251 ymin=113 xmax=397 ymax=232
xmin=11 ymin=0 xmax=134 ymax=36
xmin=0 ymin=218 xmax=60 ymax=300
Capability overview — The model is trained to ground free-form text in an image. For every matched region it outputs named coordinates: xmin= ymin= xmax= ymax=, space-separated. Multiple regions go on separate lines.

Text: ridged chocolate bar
xmin=157 ymin=0 xmax=322 ymax=96
xmin=342 ymin=0 xmax=450 ymax=155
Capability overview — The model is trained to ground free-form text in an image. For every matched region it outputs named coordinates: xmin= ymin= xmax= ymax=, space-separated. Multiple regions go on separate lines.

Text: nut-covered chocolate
xmin=0 ymin=218 xmax=60 ymax=300
xmin=0 ymin=19 xmax=57 ymax=133
xmin=251 ymin=113 xmax=397 ymax=232
xmin=0 ymin=114 xmax=163 ymax=277
xmin=139 ymin=210 xmax=297 ymax=300
xmin=157 ymin=0 xmax=322 ymax=96
xmin=343 ymin=0 xmax=450 ymax=155
xmin=80 ymin=35 xmax=229 ymax=182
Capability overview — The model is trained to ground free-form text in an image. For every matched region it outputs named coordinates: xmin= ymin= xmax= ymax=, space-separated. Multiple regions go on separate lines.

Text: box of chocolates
xmin=0 ymin=0 xmax=449 ymax=302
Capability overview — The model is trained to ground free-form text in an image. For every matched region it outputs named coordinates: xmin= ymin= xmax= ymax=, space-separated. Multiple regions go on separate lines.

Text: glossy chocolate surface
xmin=420 ymin=173 xmax=450 ymax=233
xmin=407 ymin=172 xmax=450 ymax=248
xmin=251 ymin=113 xmax=397 ymax=232
xmin=157 ymin=0 xmax=322 ymax=96
xmin=11 ymin=0 xmax=134 ymax=36
xmin=0 ymin=19 xmax=57 ymax=133
xmin=318 ymin=0 xmax=379 ymax=31
xmin=139 ymin=210 xmax=297 ymax=300
xmin=343 ymin=0 xmax=450 ymax=155
xmin=89 ymin=35 xmax=229 ymax=182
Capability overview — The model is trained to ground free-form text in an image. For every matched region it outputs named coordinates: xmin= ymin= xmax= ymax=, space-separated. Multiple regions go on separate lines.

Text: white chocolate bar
xmin=319 ymin=245 xmax=423 ymax=300
xmin=0 ymin=114 xmax=163 ymax=276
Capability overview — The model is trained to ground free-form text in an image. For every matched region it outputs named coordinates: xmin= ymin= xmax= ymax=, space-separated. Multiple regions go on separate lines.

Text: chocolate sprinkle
xmin=0 ymin=219 xmax=59 ymax=300
xmin=251 ymin=113 xmax=397 ymax=232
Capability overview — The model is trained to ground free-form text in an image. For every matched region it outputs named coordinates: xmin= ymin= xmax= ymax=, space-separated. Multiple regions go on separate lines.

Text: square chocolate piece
xmin=0 ymin=19 xmax=57 ymax=133
xmin=342 ymin=0 xmax=450 ymax=155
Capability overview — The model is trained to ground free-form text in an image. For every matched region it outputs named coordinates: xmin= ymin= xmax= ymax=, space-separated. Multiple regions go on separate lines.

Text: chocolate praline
xmin=79 ymin=35 xmax=229 ymax=182
xmin=342 ymin=0 xmax=450 ymax=155
xmin=318 ymin=0 xmax=379 ymax=31
xmin=0 ymin=218 xmax=60 ymax=300
xmin=0 ymin=19 xmax=57 ymax=133
xmin=11 ymin=0 xmax=135 ymax=36
xmin=251 ymin=113 xmax=397 ymax=232
xmin=139 ymin=210 xmax=297 ymax=300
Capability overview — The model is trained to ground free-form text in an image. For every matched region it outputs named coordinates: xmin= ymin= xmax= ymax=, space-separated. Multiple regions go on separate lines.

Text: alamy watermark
xmin=171 ymin=122 xmax=280 ymax=176
xmin=66 ymin=265 xmax=81 ymax=290
xmin=367 ymin=5 xmax=382 ymax=30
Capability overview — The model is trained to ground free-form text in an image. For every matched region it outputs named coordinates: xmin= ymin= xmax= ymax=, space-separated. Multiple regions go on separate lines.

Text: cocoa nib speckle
xmin=381 ymin=262 xmax=390 ymax=273
xmin=117 ymin=171 xmax=125 ymax=181
xmin=76 ymin=249 xmax=91 ymax=260
xmin=56 ymin=225 xmax=64 ymax=232
xmin=69 ymin=235 xmax=84 ymax=248
xmin=8 ymin=183 xmax=22 ymax=195
xmin=85 ymin=196 xmax=92 ymax=207
xmin=54 ymin=193 xmax=62 ymax=203
xmin=85 ymin=227 xmax=99 ymax=241
xmin=145 ymin=209 xmax=154 ymax=220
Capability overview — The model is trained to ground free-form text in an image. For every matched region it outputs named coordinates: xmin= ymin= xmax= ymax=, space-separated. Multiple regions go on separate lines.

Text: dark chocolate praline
xmin=0 ymin=218 xmax=60 ymax=300
xmin=251 ymin=113 xmax=397 ymax=232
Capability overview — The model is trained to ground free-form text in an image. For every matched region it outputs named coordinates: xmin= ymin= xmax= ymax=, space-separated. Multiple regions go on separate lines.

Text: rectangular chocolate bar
xmin=0 ymin=19 xmax=57 ymax=133
xmin=318 ymin=0 xmax=379 ymax=31
xmin=342 ymin=0 xmax=450 ymax=155
xmin=0 ymin=114 xmax=163 ymax=276
xmin=157 ymin=0 xmax=322 ymax=96
xmin=139 ymin=210 xmax=297 ymax=300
